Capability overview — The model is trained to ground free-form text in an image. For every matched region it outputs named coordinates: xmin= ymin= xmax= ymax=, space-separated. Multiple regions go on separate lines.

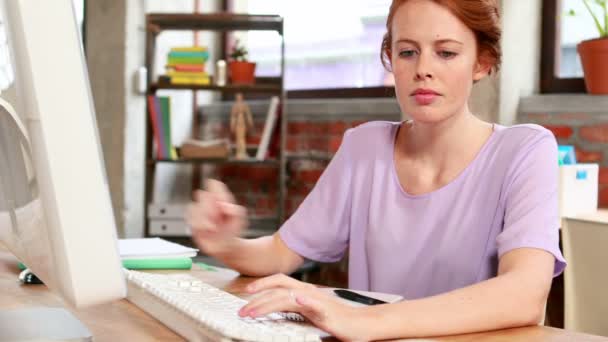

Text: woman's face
xmin=390 ymin=0 xmax=490 ymax=124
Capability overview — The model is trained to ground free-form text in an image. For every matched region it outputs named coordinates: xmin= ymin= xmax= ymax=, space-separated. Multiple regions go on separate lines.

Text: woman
xmin=186 ymin=0 xmax=566 ymax=340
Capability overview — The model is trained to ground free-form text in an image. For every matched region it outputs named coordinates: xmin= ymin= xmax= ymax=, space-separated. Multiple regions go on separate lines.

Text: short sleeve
xmin=497 ymin=130 xmax=566 ymax=276
xmin=278 ymin=130 xmax=353 ymax=263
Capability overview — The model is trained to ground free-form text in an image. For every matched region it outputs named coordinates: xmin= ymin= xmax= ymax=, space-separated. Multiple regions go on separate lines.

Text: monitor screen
xmin=0 ymin=0 xmax=125 ymax=307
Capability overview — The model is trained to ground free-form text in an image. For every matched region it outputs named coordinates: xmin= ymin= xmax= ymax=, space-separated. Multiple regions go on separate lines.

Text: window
xmin=227 ymin=0 xmax=395 ymax=97
xmin=541 ymin=0 xmax=603 ymax=93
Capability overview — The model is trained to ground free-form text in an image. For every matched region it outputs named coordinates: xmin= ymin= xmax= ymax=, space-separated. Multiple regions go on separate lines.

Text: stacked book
xmin=118 ymin=238 xmax=198 ymax=270
xmin=180 ymin=138 xmax=230 ymax=159
xmin=166 ymin=46 xmax=210 ymax=85
xmin=147 ymin=94 xmax=177 ymax=160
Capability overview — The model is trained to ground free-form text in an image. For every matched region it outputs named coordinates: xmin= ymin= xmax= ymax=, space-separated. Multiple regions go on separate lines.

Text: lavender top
xmin=279 ymin=121 xmax=566 ymax=299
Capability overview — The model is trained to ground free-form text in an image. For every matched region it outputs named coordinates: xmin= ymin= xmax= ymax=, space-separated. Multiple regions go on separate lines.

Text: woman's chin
xmin=402 ymin=108 xmax=451 ymax=124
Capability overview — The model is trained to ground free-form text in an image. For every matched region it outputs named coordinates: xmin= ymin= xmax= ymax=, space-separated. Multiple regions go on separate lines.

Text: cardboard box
xmin=559 ymin=164 xmax=598 ymax=218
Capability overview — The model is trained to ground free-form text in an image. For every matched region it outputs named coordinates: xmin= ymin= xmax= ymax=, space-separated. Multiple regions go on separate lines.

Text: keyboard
xmin=125 ymin=270 xmax=324 ymax=341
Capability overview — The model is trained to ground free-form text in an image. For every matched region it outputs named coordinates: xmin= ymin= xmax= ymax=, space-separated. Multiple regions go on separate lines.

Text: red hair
xmin=381 ymin=0 xmax=502 ymax=73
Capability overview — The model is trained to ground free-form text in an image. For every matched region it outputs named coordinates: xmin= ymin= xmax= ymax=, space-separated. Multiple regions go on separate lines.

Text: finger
xmin=193 ymin=189 xmax=205 ymax=202
xmin=246 ymin=274 xmax=314 ymax=293
xmin=186 ymin=199 xmax=219 ymax=233
xmin=191 ymin=216 xmax=219 ymax=234
xmin=241 ymin=290 xmax=298 ymax=318
xmin=218 ymin=201 xmax=247 ymax=222
xmin=206 ymin=179 xmax=236 ymax=204
xmin=295 ymin=294 xmax=328 ymax=324
xmin=238 ymin=290 xmax=286 ymax=317
xmin=246 ymin=274 xmax=293 ymax=293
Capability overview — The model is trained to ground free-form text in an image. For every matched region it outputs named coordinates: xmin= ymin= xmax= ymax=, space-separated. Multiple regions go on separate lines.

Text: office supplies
xmin=558 ymin=145 xmax=576 ymax=165
xmin=125 ymin=270 xmax=325 ymax=341
xmin=122 ymin=258 xmax=192 ymax=270
xmin=320 ymin=287 xmax=404 ymax=307
xmin=18 ymin=269 xmax=43 ymax=285
xmin=334 ymin=289 xmax=388 ymax=305
xmin=559 ymin=164 xmax=598 ymax=218
xmin=118 ymin=237 xmax=197 ymax=259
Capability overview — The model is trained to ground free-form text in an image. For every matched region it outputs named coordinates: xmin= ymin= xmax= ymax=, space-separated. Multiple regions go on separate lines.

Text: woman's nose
xmin=414 ymin=53 xmax=433 ymax=81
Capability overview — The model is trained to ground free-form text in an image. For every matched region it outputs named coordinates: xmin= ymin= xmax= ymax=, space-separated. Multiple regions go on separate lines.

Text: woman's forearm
xmin=358 ymin=271 xmax=548 ymax=340
xmin=210 ymin=234 xmax=303 ymax=277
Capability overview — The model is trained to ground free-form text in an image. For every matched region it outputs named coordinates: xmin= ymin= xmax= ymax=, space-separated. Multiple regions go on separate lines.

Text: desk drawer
xmin=149 ymin=219 xmax=190 ymax=236
xmin=148 ymin=204 xmax=187 ymax=219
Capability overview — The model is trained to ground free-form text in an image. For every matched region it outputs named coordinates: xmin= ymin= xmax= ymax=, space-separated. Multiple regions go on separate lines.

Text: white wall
xmin=498 ymin=0 xmax=543 ymax=125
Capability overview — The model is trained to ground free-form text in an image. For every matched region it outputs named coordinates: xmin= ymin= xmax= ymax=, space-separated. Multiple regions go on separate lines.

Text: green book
xmin=168 ymin=51 xmax=209 ymax=59
xmin=167 ymin=56 xmax=207 ymax=65
xmin=122 ymin=257 xmax=192 ymax=270
xmin=158 ymin=96 xmax=177 ymax=160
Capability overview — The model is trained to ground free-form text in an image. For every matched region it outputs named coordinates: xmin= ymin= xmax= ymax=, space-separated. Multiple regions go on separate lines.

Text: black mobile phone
xmin=333 ymin=289 xmax=387 ymax=305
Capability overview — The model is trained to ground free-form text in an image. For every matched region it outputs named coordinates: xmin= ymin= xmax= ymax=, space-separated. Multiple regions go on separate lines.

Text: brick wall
xmin=199 ymin=99 xmax=400 ymax=229
xmin=519 ymin=95 xmax=608 ymax=207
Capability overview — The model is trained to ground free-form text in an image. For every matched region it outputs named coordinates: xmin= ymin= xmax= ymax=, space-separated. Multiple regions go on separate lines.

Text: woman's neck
xmin=399 ymin=109 xmax=492 ymax=165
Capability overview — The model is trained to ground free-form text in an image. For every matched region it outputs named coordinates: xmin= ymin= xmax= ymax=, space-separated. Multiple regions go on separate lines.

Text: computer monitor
xmin=0 ymin=0 xmax=125 ymax=320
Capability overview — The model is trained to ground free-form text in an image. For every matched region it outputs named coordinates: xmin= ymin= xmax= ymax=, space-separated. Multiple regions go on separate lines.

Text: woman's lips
xmin=413 ymin=93 xmax=438 ymax=105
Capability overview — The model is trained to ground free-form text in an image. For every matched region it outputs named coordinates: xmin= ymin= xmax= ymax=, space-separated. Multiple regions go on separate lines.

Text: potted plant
xmin=570 ymin=0 xmax=608 ymax=94
xmin=228 ymin=39 xmax=256 ymax=85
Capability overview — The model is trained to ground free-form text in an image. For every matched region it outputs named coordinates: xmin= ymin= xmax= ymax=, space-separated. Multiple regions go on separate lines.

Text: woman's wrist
xmin=346 ymin=305 xmax=382 ymax=341
xmin=200 ymin=236 xmax=241 ymax=257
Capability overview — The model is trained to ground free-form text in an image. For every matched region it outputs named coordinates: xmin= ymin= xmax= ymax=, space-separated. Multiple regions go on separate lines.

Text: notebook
xmin=118 ymin=238 xmax=198 ymax=259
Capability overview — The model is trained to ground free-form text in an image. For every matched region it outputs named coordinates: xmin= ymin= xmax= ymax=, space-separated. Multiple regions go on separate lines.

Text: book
xmin=170 ymin=46 xmax=208 ymax=53
xmin=167 ymin=57 xmax=207 ymax=66
xmin=118 ymin=238 xmax=198 ymax=260
xmin=180 ymin=138 xmax=230 ymax=159
xmin=158 ymin=96 xmax=178 ymax=160
xmin=256 ymin=96 xmax=280 ymax=160
xmin=147 ymin=95 xmax=163 ymax=159
xmin=169 ymin=75 xmax=211 ymax=85
xmin=167 ymin=70 xmax=209 ymax=78
xmin=167 ymin=64 xmax=206 ymax=73
xmin=168 ymin=51 xmax=209 ymax=60
xmin=121 ymin=258 xmax=193 ymax=270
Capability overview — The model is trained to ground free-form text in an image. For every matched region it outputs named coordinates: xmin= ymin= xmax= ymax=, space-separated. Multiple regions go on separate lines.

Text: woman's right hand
xmin=186 ymin=179 xmax=248 ymax=256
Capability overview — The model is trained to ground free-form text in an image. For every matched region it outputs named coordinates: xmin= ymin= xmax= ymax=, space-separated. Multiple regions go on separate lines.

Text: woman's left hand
xmin=238 ymin=273 xmax=370 ymax=341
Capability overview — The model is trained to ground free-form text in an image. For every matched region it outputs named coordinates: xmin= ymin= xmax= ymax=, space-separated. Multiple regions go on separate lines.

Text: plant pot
xmin=577 ymin=37 xmax=608 ymax=94
xmin=228 ymin=61 xmax=256 ymax=85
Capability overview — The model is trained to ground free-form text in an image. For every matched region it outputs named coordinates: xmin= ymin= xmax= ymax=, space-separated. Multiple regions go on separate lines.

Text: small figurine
xmin=230 ymin=92 xmax=254 ymax=159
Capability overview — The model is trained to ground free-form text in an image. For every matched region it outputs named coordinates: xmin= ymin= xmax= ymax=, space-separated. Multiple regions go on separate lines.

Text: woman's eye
xmin=438 ymin=51 xmax=457 ymax=58
xmin=398 ymin=50 xmax=417 ymax=58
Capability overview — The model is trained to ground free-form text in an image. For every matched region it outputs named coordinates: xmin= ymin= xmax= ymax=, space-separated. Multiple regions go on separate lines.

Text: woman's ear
xmin=473 ymin=52 xmax=494 ymax=82
xmin=382 ymin=46 xmax=393 ymax=72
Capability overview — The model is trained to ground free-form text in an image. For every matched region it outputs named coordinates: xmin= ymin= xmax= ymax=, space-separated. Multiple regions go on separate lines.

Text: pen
xmin=333 ymin=289 xmax=387 ymax=305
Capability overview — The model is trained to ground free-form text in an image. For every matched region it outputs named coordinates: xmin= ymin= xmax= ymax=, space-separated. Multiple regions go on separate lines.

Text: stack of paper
xmin=118 ymin=238 xmax=198 ymax=270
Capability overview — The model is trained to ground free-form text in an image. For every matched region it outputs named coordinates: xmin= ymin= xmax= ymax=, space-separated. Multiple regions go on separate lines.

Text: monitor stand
xmin=0 ymin=307 xmax=92 ymax=342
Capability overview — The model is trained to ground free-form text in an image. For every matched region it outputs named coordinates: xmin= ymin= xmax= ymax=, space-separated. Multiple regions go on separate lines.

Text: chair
xmin=561 ymin=213 xmax=608 ymax=336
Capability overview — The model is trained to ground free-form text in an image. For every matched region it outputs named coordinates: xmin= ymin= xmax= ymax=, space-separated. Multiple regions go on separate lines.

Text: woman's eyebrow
xmin=394 ymin=38 xmax=419 ymax=47
xmin=435 ymin=39 xmax=463 ymax=45
xmin=394 ymin=38 xmax=463 ymax=46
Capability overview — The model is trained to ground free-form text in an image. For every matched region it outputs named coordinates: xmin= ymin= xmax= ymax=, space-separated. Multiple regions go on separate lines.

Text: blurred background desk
xmin=562 ymin=210 xmax=608 ymax=337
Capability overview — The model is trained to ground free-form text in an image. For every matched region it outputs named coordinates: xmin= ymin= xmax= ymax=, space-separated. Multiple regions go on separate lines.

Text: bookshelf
xmin=144 ymin=13 xmax=286 ymax=239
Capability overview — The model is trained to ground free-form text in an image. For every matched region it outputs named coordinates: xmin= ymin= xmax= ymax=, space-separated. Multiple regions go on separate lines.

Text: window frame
xmin=221 ymin=0 xmax=395 ymax=98
xmin=540 ymin=0 xmax=585 ymax=93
